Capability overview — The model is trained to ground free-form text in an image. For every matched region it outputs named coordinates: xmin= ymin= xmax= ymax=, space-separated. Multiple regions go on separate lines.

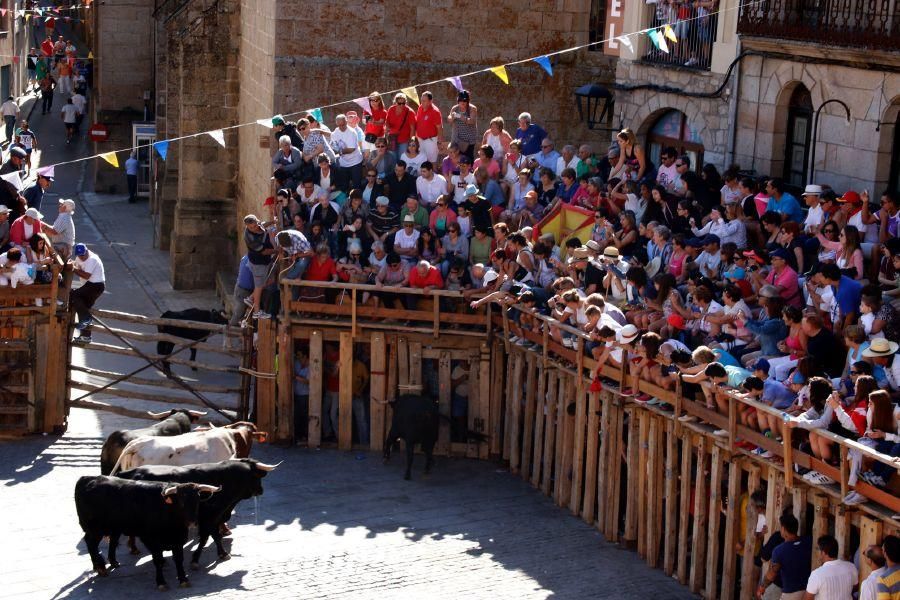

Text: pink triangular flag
xmin=0 ymin=9 xmax=7 ymax=16
xmin=353 ymin=97 xmax=372 ymax=115
xmin=445 ymin=77 xmax=463 ymax=92
xmin=37 ymin=165 xmax=55 ymax=179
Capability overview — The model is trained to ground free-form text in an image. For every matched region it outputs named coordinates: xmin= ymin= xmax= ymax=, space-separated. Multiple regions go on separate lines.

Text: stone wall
xmin=733 ymin=54 xmax=900 ymax=193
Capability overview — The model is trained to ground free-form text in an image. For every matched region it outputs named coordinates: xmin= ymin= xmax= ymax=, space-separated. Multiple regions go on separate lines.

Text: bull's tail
xmin=108 ymin=438 xmax=142 ymax=476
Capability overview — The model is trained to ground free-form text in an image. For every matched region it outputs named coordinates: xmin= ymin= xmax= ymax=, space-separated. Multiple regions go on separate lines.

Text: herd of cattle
xmin=75 ymin=409 xmax=277 ymax=591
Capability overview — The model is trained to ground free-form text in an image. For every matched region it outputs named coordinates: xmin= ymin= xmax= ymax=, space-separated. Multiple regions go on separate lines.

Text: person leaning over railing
xmin=373 ymin=252 xmax=410 ymax=309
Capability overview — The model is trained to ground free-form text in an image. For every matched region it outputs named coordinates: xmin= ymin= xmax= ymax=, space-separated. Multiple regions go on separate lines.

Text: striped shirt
xmin=877 ymin=564 xmax=900 ymax=599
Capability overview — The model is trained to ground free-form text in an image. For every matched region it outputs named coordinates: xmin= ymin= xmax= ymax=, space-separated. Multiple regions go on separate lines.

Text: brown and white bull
xmin=109 ymin=422 xmax=266 ymax=475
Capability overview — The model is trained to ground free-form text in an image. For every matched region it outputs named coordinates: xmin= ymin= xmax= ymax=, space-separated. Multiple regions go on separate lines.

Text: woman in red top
xmin=384 ymin=92 xmax=416 ymax=157
xmin=364 ymin=92 xmax=387 ymax=149
xmin=302 ymin=245 xmax=338 ymax=303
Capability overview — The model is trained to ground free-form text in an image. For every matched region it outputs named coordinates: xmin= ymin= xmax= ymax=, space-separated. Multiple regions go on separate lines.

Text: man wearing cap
xmin=383 ymin=160 xmax=416 ymax=211
xmin=69 ymin=244 xmax=105 ymax=344
xmin=392 ymin=214 xmax=420 ymax=264
xmin=0 ymin=146 xmax=27 ymax=218
xmin=366 ymin=196 xmax=399 ymax=246
xmin=693 ymin=234 xmax=722 ymax=279
xmin=23 ymin=169 xmax=52 ymax=213
xmin=270 ymin=115 xmax=304 ymax=149
xmin=801 ymin=184 xmax=825 ymax=233
xmin=243 ymin=214 xmax=276 ymax=320
xmin=0 ymin=204 xmax=10 ymax=252
xmin=9 ymin=206 xmax=56 ymax=247
xmin=332 ymin=114 xmax=364 ymax=192
xmin=463 ymin=184 xmax=493 ymax=234
xmin=51 ymin=198 xmax=75 ymax=259
xmin=415 ymin=91 xmax=443 ymax=163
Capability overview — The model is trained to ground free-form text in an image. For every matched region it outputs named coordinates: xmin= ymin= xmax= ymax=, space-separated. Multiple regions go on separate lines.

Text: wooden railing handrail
xmin=282 ymin=277 xmax=473 ymax=299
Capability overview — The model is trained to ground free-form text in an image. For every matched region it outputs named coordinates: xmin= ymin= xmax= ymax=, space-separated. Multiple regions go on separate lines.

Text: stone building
xmin=610 ymin=0 xmax=900 ymax=195
xmin=146 ymin=0 xmax=614 ymax=288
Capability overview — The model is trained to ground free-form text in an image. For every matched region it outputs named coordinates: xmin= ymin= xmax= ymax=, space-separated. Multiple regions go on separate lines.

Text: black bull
xmin=156 ymin=308 xmax=227 ymax=373
xmin=116 ymin=459 xmax=278 ymax=569
xmin=383 ymin=394 xmax=439 ymax=480
xmin=74 ymin=476 xmax=221 ymax=590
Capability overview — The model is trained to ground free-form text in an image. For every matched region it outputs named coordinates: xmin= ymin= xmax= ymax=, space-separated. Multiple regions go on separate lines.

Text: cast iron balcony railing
xmin=641 ymin=1 xmax=718 ymax=71
xmin=738 ymin=0 xmax=900 ymax=50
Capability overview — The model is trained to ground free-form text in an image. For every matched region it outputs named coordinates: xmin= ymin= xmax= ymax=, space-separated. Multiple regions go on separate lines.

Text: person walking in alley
xmin=60 ymin=98 xmax=78 ymax=144
xmin=69 ymin=243 xmax=106 ymax=344
xmin=125 ymin=152 xmax=139 ymax=202
xmin=39 ymin=72 xmax=56 ymax=115
xmin=1 ymin=96 xmax=19 ymax=146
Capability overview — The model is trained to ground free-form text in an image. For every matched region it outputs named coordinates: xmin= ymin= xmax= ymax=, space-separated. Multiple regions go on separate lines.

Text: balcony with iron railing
xmin=737 ymin=0 xmax=900 ymax=50
xmin=641 ymin=1 xmax=719 ymax=71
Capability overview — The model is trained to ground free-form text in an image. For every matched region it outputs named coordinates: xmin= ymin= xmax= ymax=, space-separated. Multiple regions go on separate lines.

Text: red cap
xmin=667 ymin=314 xmax=686 ymax=330
xmin=741 ymin=250 xmax=766 ymax=265
xmin=839 ymin=190 xmax=861 ymax=204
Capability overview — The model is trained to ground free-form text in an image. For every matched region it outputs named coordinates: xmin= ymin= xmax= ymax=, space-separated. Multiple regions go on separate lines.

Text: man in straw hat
xmin=862 ymin=337 xmax=900 ymax=398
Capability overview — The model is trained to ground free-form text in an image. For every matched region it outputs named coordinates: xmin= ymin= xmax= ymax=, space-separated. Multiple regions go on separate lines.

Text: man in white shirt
xmin=392 ymin=214 xmax=420 ymax=264
xmin=805 ymin=534 xmax=857 ymax=600
xmin=331 ymin=114 xmax=363 ymax=192
xmin=1 ymin=96 xmax=18 ymax=145
xmin=60 ymin=98 xmax=79 ymax=144
xmin=656 ymin=146 xmax=678 ymax=188
xmin=70 ymin=243 xmax=106 ymax=343
xmin=859 ymin=544 xmax=887 ymax=600
xmin=555 ymin=144 xmax=580 ymax=175
xmin=802 ymin=185 xmax=825 ymax=233
xmin=71 ymin=91 xmax=87 ymax=130
xmin=415 ymin=161 xmax=446 ymax=207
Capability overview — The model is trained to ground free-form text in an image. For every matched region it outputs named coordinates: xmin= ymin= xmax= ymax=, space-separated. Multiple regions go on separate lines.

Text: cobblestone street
xmin=0 ymin=408 xmax=696 ymax=599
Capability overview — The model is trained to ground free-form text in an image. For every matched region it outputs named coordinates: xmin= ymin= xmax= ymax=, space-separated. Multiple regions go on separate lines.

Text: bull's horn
xmin=254 ymin=461 xmax=282 ymax=472
xmin=195 ymin=484 xmax=222 ymax=494
xmin=147 ymin=410 xmax=172 ymax=419
xmin=162 ymin=485 xmax=178 ymax=497
xmin=252 ymin=431 xmax=268 ymax=442
xmin=187 ymin=410 xmax=208 ymax=418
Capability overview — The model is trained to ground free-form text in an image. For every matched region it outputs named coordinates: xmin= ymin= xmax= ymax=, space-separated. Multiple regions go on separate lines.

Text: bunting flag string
xmin=100 ymin=152 xmax=118 ymax=168
xmin=533 ymin=56 xmax=553 ymax=77
xmin=208 ymin=129 xmax=225 ymax=147
xmin=33 ymin=0 xmax=759 ymax=173
xmin=400 ymin=86 xmax=419 ymax=106
xmin=489 ymin=65 xmax=509 ymax=85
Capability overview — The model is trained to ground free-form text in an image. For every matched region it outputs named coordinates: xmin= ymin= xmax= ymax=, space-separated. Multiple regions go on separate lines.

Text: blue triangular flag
xmin=153 ymin=140 xmax=169 ymax=160
xmin=308 ymin=108 xmax=323 ymax=123
xmin=533 ymin=56 xmax=553 ymax=77
xmin=648 ymin=30 xmax=661 ymax=50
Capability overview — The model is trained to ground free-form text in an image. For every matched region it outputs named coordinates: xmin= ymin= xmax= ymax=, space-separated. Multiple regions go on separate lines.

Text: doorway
xmin=783 ymin=85 xmax=812 ymax=187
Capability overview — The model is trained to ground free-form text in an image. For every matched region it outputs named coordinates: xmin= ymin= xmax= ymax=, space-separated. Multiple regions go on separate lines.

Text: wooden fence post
xmin=338 ymin=332 xmax=353 ymax=450
xmin=490 ymin=340 xmax=504 ymax=458
xmin=531 ymin=365 xmax=547 ymax=487
xmin=369 ymin=332 xmax=386 ymax=452
xmin=256 ymin=318 xmax=277 ymax=438
xmin=704 ymin=445 xmax=725 ymax=597
xmin=308 ymin=330 xmax=323 ymax=448
xmin=558 ymin=374 xmax=575 ymax=508
xmin=582 ymin=390 xmax=600 ymax=526
xmin=510 ymin=352 xmax=524 ymax=474
xmin=477 ymin=343 xmax=491 ymax=460
xmin=437 ymin=351 xmax=452 ymax=455
xmin=569 ymin=382 xmax=587 ymax=516
xmin=663 ymin=420 xmax=679 ymax=577
xmin=689 ymin=436 xmax=709 ymax=594
xmin=677 ymin=433 xmax=693 ymax=585
xmin=275 ymin=323 xmax=294 ymax=444
xmin=541 ymin=369 xmax=558 ymax=496
xmin=521 ymin=352 xmax=537 ymax=480
xmin=858 ymin=516 xmax=884 ymax=584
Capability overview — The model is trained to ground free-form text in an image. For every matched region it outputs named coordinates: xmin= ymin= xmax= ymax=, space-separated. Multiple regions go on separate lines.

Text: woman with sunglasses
xmin=363 ymin=92 xmax=386 ymax=151
xmin=447 ymin=90 xmax=478 ymax=160
xmin=438 ymin=222 xmax=468 ymax=278
xmin=817 ymin=224 xmax=864 ymax=280
xmin=385 ymin=92 xmax=416 ymax=156
xmin=400 ymin=136 xmax=426 ymax=177
xmin=429 ymin=195 xmax=457 ymax=239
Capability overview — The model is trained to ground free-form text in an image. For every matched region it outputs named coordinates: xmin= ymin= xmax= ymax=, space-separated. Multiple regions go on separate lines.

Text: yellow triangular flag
xmin=489 ymin=65 xmax=509 ymax=85
xmin=664 ymin=24 xmax=678 ymax=43
xmin=100 ymin=152 xmax=118 ymax=168
xmin=400 ymin=86 xmax=419 ymax=106
xmin=88 ymin=51 xmax=93 ymax=59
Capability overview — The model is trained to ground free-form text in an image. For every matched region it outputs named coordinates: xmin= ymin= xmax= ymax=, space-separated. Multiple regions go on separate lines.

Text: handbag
xmin=364 ymin=133 xmax=377 ymax=144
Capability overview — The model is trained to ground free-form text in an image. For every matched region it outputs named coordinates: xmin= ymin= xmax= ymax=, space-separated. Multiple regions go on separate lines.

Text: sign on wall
xmin=603 ymin=0 xmax=625 ymax=57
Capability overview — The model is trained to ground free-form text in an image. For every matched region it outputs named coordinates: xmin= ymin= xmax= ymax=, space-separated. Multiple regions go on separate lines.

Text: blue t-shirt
xmin=834 ymin=276 xmax=862 ymax=320
xmin=713 ymin=349 xmax=740 ymax=368
xmin=762 ymin=380 xmax=795 ymax=410
xmin=515 ymin=124 xmax=547 ymax=156
xmin=771 ymin=536 xmax=812 ymax=593
xmin=766 ymin=192 xmax=804 ymax=223
xmin=725 ymin=365 xmax=752 ymax=388
xmin=483 ymin=179 xmax=506 ymax=207
xmin=236 ymin=255 xmax=253 ymax=290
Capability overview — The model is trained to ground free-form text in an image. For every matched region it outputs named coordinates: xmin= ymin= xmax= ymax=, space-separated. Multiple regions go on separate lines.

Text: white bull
xmin=109 ymin=422 xmax=266 ymax=475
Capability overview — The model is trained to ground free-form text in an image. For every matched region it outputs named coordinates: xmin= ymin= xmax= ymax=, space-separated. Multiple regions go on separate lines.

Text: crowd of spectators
xmin=238 ymin=88 xmax=900 ymax=515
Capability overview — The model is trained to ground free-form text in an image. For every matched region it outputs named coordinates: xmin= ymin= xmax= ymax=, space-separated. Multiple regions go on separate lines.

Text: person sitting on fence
xmin=69 ymin=243 xmax=105 ymax=344
xmin=373 ymin=252 xmax=410 ymax=309
xmin=230 ymin=255 xmax=254 ymax=327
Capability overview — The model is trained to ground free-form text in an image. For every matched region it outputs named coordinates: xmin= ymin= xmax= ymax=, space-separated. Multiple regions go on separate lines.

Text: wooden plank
xmin=338 ymin=332 xmax=353 ymax=451
xmin=68 ymin=398 xmax=192 ymax=422
xmin=833 ymin=504 xmax=851 ymax=561
xmin=766 ymin=468 xmax=786 ymax=546
xmin=582 ymin=391 xmax=600 ymax=525
xmin=68 ymin=381 xmax=208 ymax=408
xmin=663 ymin=420 xmax=679 ymax=576
xmin=92 ymin=308 xmax=243 ymax=335
xmin=466 ymin=350 xmax=481 ymax=459
xmin=521 ymin=353 xmax=537 ymax=481
xmin=408 ymin=342 xmax=422 ymax=390
xmin=490 ymin=341 xmax=504 ymax=458
xmin=97 ymin=325 xmax=241 ymax=357
xmin=677 ymin=433 xmax=693 ymax=585
xmin=792 ymin=487 xmax=808 ymax=536
xmin=530 ymin=364 xmax=546 ymax=487
xmin=397 ymin=337 xmax=410 ymax=390
xmin=503 ymin=349 xmax=515 ymax=462
xmin=80 ymin=341 xmax=239 ymax=373
xmin=541 ymin=369 xmax=558 ymax=496
xmin=606 ymin=396 xmax=624 ymax=542
xmin=858 ymin=516 xmax=884 ymax=584
xmin=810 ymin=493 xmax=829 ymax=569
xmin=32 ymin=320 xmax=49 ymax=432
xmin=475 ymin=344 xmax=490 ymax=460
xmin=738 ymin=465 xmax=763 ymax=599
xmin=689 ymin=436 xmax=708 ymax=594
xmin=704 ymin=445 xmax=725 ymax=597
xmin=558 ymin=375 xmax=575 ymax=508
xmin=308 ymin=330 xmax=323 ymax=448
xmin=69 ymin=365 xmax=239 ymax=393
xmin=623 ymin=408 xmax=640 ymax=545
xmin=569 ymin=378 xmax=587 ymax=516
xmin=437 ymin=352 xmax=452 ymax=455
xmin=385 ymin=339 xmax=397 ymax=447
xmin=553 ymin=372 xmax=568 ymax=503
xmin=255 ymin=319 xmax=277 ymax=440
xmin=721 ymin=459 xmax=743 ymax=600
xmin=636 ymin=411 xmax=649 ymax=556
xmin=275 ymin=324 xmax=294 ymax=444
xmin=369 ymin=333 xmax=386 ymax=452
xmin=510 ymin=352 xmax=524 ymax=475
xmin=647 ymin=416 xmax=665 ymax=569
xmin=597 ymin=392 xmax=611 ymax=535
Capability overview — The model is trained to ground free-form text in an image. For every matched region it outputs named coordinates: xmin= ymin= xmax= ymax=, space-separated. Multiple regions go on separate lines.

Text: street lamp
xmin=807 ymin=98 xmax=851 ymax=185
xmin=575 ymin=84 xmax=614 ymax=131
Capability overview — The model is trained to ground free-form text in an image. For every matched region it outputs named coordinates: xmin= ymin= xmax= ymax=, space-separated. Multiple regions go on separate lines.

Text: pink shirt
xmin=767 ymin=266 xmax=802 ymax=308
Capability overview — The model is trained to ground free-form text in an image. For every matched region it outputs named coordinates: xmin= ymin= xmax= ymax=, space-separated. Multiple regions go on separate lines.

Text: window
xmin=646 ymin=110 xmax=704 ymax=171
xmin=588 ymin=0 xmax=608 ymax=50
xmin=783 ymin=85 xmax=813 ymax=188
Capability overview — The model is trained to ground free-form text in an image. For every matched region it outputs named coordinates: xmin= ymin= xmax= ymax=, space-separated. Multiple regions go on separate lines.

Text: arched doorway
xmin=646 ymin=110 xmax=704 ymax=171
xmin=890 ymin=107 xmax=900 ymax=195
xmin=782 ymin=85 xmax=812 ymax=187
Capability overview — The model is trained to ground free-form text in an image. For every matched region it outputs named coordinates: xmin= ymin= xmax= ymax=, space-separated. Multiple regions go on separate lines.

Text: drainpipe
xmin=726 ymin=38 xmax=742 ymax=167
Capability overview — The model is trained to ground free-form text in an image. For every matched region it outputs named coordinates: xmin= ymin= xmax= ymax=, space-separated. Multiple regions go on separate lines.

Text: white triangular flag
xmin=208 ymin=129 xmax=225 ymax=147
xmin=256 ymin=117 xmax=274 ymax=128
xmin=617 ymin=35 xmax=633 ymax=52
xmin=1 ymin=171 xmax=23 ymax=191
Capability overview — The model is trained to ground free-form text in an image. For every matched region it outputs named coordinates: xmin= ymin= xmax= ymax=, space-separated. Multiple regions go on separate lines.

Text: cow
xmin=109 ymin=422 xmax=266 ymax=475
xmin=116 ymin=459 xmax=279 ymax=569
xmin=156 ymin=308 xmax=228 ymax=374
xmin=74 ymin=475 xmax=221 ymax=590
xmin=383 ymin=394 xmax=439 ymax=480
xmin=100 ymin=409 xmax=207 ymax=476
